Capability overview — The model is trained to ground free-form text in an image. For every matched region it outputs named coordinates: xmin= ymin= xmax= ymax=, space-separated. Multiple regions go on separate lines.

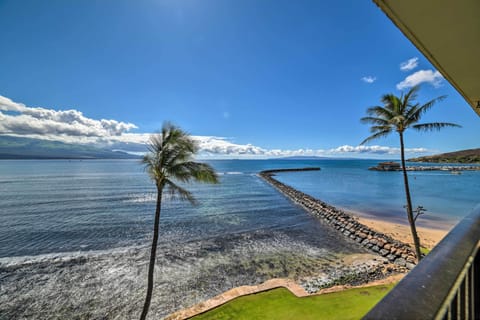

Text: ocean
xmin=1 ymin=159 xmax=478 ymax=318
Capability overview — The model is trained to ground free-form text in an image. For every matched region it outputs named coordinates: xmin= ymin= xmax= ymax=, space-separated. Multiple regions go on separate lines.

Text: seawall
xmin=259 ymin=168 xmax=417 ymax=269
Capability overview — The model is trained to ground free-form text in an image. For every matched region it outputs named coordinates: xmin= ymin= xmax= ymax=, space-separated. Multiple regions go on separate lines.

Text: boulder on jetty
xmin=259 ymin=168 xmax=417 ymax=269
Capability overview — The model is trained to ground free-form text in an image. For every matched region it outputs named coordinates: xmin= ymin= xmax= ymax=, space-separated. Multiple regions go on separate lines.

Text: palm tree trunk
xmin=399 ymin=132 xmax=422 ymax=262
xmin=140 ymin=186 xmax=163 ymax=320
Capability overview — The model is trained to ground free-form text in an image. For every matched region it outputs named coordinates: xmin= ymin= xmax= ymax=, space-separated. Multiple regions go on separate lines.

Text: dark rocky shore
xmin=369 ymin=164 xmax=480 ymax=171
xmin=259 ymin=168 xmax=417 ymax=270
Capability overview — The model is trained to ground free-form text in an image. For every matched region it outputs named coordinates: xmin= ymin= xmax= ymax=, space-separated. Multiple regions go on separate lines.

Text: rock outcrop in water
xmin=259 ymin=169 xmax=417 ymax=269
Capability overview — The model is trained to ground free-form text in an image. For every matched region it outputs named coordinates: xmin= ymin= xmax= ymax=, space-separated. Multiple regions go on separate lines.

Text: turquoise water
xmin=0 ymin=159 xmax=478 ymax=258
xmin=274 ymin=159 xmax=480 ymax=225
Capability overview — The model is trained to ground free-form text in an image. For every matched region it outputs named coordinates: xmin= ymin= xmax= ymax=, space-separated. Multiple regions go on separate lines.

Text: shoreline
xmin=355 ymin=215 xmax=450 ymax=250
xmin=340 ymin=207 xmax=453 ymax=250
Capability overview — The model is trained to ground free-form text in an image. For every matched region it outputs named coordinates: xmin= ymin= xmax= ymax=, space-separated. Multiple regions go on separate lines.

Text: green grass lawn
xmin=190 ymin=283 xmax=395 ymax=320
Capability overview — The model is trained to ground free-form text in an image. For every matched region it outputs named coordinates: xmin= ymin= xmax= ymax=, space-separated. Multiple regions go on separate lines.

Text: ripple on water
xmin=0 ymin=227 xmax=367 ymax=319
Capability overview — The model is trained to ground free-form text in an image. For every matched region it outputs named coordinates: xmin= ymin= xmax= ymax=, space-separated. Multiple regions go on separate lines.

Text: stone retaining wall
xmin=259 ymin=169 xmax=417 ymax=269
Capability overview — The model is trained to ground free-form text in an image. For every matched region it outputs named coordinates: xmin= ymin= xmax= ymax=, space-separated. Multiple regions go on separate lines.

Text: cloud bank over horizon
xmin=0 ymin=95 xmax=137 ymax=138
xmin=0 ymin=95 xmax=433 ymax=158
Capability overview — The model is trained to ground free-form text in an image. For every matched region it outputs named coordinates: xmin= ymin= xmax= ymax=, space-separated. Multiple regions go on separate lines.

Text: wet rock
xmin=386 ymin=254 xmax=396 ymax=262
xmin=394 ymin=258 xmax=406 ymax=267
xmin=405 ymin=262 xmax=416 ymax=270
xmin=379 ymin=249 xmax=389 ymax=256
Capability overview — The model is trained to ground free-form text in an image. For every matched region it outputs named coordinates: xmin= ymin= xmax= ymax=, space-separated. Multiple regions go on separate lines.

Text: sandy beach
xmin=354 ymin=214 xmax=452 ymax=250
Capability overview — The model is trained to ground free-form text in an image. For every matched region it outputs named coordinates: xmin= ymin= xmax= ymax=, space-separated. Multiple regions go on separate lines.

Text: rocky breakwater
xmin=259 ymin=168 xmax=417 ymax=270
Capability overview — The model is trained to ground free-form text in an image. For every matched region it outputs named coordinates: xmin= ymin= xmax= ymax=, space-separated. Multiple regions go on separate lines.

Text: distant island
xmin=408 ymin=148 xmax=480 ymax=164
xmin=0 ymin=136 xmax=139 ymax=159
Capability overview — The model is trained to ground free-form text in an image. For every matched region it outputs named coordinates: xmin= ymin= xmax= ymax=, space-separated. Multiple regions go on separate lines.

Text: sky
xmin=0 ymin=0 xmax=478 ymax=159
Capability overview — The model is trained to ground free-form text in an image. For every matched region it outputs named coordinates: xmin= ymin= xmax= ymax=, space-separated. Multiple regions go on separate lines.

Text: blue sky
xmin=0 ymin=0 xmax=478 ymax=158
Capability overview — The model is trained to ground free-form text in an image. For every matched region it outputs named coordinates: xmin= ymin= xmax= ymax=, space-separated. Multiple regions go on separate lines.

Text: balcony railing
xmin=364 ymin=204 xmax=480 ymax=320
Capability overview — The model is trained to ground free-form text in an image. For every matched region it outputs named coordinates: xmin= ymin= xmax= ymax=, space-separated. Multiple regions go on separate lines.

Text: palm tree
xmin=360 ymin=85 xmax=460 ymax=262
xmin=140 ymin=122 xmax=218 ymax=320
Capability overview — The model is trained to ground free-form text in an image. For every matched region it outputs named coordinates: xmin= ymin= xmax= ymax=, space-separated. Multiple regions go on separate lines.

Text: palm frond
xmin=369 ymin=125 xmax=392 ymax=133
xmin=146 ymin=124 xmax=199 ymax=171
xmin=406 ymin=95 xmax=447 ymax=126
xmin=381 ymin=94 xmax=401 ymax=113
xmin=167 ymin=161 xmax=219 ymax=184
xmin=160 ymin=122 xmax=192 ymax=153
xmin=360 ymin=129 xmax=392 ymax=145
xmin=404 ymin=103 xmax=419 ymax=121
xmin=361 ymin=86 xmax=458 ymax=145
xmin=188 ymin=162 xmax=219 ymax=184
xmin=142 ymin=122 xmax=218 ymax=204
xmin=411 ymin=122 xmax=462 ymax=132
xmin=141 ymin=154 xmax=160 ymax=182
xmin=360 ymin=116 xmax=389 ymax=125
xmin=164 ymin=180 xmax=197 ymax=205
xmin=365 ymin=106 xmax=395 ymax=120
xmin=417 ymin=95 xmax=447 ymax=115
xmin=403 ymin=85 xmax=420 ymax=107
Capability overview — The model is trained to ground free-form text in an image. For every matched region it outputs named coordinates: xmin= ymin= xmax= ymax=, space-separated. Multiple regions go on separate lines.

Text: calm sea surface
xmin=1 ymin=159 xmax=478 ymax=318
xmin=0 ymin=159 xmax=479 ymax=258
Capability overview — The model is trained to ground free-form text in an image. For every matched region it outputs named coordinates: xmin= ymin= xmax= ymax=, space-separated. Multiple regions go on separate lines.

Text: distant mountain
xmin=0 ymin=136 xmax=140 ymax=159
xmin=408 ymin=148 xmax=480 ymax=163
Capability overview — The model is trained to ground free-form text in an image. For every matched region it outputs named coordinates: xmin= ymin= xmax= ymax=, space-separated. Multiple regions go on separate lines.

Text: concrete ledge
xmin=165 ymin=278 xmax=307 ymax=320
xmin=165 ymin=272 xmax=404 ymax=320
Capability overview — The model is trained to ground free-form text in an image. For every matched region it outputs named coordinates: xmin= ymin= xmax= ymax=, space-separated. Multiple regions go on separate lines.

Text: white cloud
xmin=396 ymin=69 xmax=444 ymax=90
xmin=195 ymin=136 xmax=266 ymax=156
xmin=193 ymin=138 xmax=431 ymax=158
xmin=0 ymin=96 xmax=137 ymax=138
xmin=328 ymin=145 xmax=428 ymax=155
xmin=400 ymin=57 xmax=419 ymax=71
xmin=0 ymin=95 xmax=433 ymax=159
xmin=361 ymin=76 xmax=376 ymax=84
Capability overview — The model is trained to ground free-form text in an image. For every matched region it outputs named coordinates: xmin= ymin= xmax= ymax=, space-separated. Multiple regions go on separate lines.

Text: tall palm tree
xmin=360 ymin=85 xmax=460 ymax=262
xmin=140 ymin=122 xmax=218 ymax=320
